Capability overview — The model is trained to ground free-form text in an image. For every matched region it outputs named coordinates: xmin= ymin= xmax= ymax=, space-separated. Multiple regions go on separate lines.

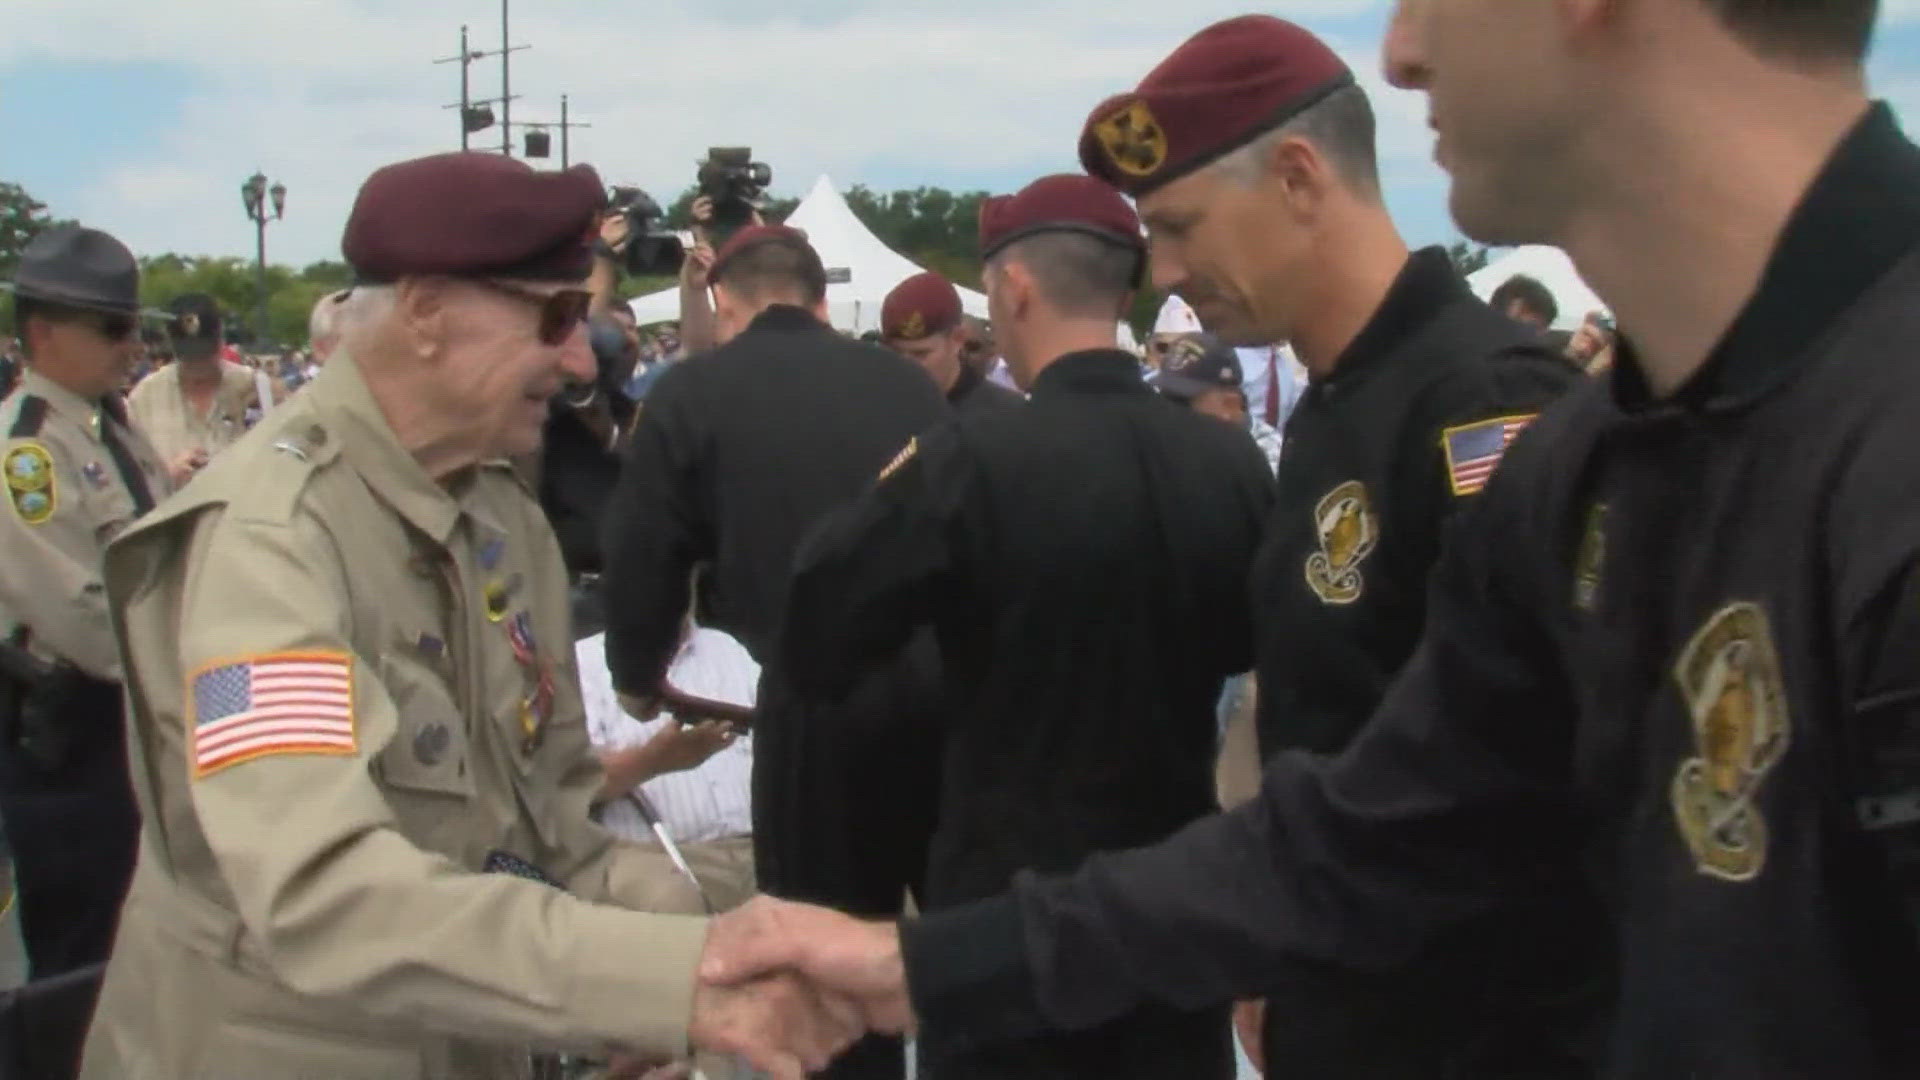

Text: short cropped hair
xmin=991 ymin=231 xmax=1139 ymax=319
xmin=1704 ymin=0 xmax=1878 ymax=62
xmin=711 ymin=236 xmax=828 ymax=307
xmin=1490 ymin=274 xmax=1559 ymax=327
xmin=1216 ymin=83 xmax=1381 ymax=199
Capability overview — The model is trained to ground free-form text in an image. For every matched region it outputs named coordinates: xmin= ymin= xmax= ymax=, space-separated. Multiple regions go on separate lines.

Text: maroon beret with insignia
xmin=707 ymin=224 xmax=820 ymax=285
xmin=881 ymin=272 xmax=963 ymax=341
xmin=342 ymin=152 xmax=606 ymax=283
xmin=978 ymin=174 xmax=1145 ymax=275
xmin=1078 ymin=15 xmax=1354 ymax=197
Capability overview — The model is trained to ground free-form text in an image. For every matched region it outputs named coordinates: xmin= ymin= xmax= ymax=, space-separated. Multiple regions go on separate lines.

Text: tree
xmin=1446 ymin=240 xmax=1494 ymax=276
xmin=0 ymin=182 xmax=78 ymax=337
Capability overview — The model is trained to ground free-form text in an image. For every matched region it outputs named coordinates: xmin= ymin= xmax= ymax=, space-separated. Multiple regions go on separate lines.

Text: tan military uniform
xmin=82 ymin=352 xmax=709 ymax=1080
xmin=0 ymin=367 xmax=169 ymax=675
xmin=125 ymin=358 xmax=263 ymax=467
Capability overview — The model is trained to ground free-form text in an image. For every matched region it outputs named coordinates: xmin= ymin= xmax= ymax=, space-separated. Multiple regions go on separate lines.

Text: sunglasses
xmin=474 ymin=280 xmax=593 ymax=346
xmin=46 ymin=307 xmax=137 ymax=342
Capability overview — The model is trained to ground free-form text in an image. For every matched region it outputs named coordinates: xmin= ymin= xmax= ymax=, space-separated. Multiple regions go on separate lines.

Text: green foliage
xmin=137 ymin=254 xmax=353 ymax=349
xmin=0 ymin=182 xmax=79 ymax=338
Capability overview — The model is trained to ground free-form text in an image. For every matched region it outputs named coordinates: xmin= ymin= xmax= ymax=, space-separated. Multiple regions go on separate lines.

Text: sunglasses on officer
xmin=32 ymin=303 xmax=139 ymax=343
xmin=473 ymin=279 xmax=593 ymax=346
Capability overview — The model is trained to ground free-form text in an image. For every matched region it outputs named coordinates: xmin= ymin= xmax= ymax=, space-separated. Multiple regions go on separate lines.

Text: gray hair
xmin=1212 ymin=83 xmax=1381 ymax=200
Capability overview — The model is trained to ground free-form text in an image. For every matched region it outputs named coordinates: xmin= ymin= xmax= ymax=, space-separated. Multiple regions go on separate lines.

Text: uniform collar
xmin=746 ymin=304 xmax=826 ymax=334
xmin=1030 ymin=348 xmax=1148 ymax=398
xmin=306 ymin=350 xmax=464 ymax=545
xmin=1611 ymin=102 xmax=1920 ymax=414
xmin=1321 ymin=246 xmax=1469 ymax=390
xmin=20 ymin=367 xmax=108 ymax=442
xmin=947 ymin=358 xmax=984 ymax=403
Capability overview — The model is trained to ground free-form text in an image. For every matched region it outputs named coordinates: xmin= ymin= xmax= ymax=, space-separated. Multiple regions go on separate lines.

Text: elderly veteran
xmin=79 ymin=152 xmax=856 ymax=1080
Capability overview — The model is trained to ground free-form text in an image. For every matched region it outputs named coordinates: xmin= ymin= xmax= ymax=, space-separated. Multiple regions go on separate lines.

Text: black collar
xmin=948 ymin=358 xmax=983 ymax=403
xmin=1611 ymin=102 xmax=1920 ymax=414
xmin=1030 ymin=349 xmax=1148 ymax=398
xmin=746 ymin=304 xmax=826 ymax=334
xmin=1322 ymin=246 xmax=1469 ymax=389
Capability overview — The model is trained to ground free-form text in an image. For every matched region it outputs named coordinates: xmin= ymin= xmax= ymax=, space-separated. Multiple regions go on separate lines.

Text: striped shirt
xmin=575 ymin=630 xmax=755 ymax=845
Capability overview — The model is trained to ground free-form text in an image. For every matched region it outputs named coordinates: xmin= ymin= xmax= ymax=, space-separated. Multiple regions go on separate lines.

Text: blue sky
xmin=4 ymin=0 xmax=1918 ymax=268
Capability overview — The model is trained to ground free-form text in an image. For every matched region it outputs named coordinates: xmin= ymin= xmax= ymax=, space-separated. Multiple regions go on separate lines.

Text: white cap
xmin=1153 ymin=295 xmax=1202 ymax=335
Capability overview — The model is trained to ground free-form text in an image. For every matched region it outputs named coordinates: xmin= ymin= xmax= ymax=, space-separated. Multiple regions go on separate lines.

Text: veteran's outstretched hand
xmin=699 ymin=897 xmax=918 ymax=1043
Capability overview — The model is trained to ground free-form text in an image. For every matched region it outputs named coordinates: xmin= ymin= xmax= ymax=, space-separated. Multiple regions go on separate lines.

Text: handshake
xmin=683 ymin=897 xmax=918 ymax=1079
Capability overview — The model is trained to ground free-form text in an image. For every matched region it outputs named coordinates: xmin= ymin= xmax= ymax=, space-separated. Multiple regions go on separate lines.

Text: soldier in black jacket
xmin=780 ymin=174 xmax=1273 ymax=1080
xmin=599 ymin=222 xmax=949 ymax=1080
xmin=697 ymin=2 xmax=1920 ymax=1076
xmin=881 ymin=272 xmax=1024 ymax=418
xmin=1083 ymin=16 xmax=1585 ymax=1076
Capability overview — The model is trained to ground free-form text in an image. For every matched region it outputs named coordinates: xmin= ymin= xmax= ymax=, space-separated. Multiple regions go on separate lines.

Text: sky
xmin=4 ymin=0 xmax=1919 ymax=269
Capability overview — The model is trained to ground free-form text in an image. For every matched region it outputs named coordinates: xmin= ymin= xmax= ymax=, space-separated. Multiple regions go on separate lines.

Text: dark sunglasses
xmin=48 ymin=307 xmax=137 ymax=342
xmin=474 ymin=280 xmax=592 ymax=346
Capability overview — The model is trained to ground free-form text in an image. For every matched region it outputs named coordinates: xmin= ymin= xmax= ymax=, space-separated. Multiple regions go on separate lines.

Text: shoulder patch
xmin=1441 ymin=413 xmax=1536 ymax=497
xmin=878 ymin=436 xmax=918 ymax=482
xmin=4 ymin=443 xmax=56 ymax=525
xmin=8 ymin=396 xmax=48 ymax=440
xmin=191 ymin=651 xmax=357 ymax=778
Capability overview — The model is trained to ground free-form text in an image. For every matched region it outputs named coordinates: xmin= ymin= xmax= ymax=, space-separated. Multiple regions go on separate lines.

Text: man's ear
xmin=394 ymin=277 xmax=450 ymax=359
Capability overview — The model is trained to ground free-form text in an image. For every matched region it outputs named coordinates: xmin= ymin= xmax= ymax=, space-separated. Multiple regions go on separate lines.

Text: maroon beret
xmin=342 ymin=152 xmax=605 ymax=283
xmin=1079 ymin=15 xmax=1354 ymax=197
xmin=707 ymin=224 xmax=820 ymax=285
xmin=881 ymin=272 xmax=963 ymax=341
xmin=978 ymin=175 xmax=1144 ymax=273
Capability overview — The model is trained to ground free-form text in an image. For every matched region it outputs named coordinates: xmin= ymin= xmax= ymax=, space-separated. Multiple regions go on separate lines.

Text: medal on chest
xmin=505 ymin=609 xmax=555 ymax=754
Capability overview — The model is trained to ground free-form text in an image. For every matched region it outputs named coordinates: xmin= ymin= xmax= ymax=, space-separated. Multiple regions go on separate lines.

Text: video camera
xmin=697 ymin=147 xmax=772 ymax=247
xmin=608 ymin=186 xmax=685 ymax=277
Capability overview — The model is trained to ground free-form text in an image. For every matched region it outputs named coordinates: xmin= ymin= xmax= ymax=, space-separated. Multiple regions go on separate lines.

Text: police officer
xmin=779 ymin=175 xmax=1273 ymax=1080
xmin=1078 ymin=16 xmax=1588 ymax=1075
xmin=880 ymin=272 xmax=1023 ymax=416
xmin=701 ymin=1 xmax=1920 ymax=1075
xmin=82 ymin=153 xmax=856 ymax=1080
xmin=0 ymin=226 xmax=169 ymax=989
xmin=599 ymin=222 xmax=951 ymax=1080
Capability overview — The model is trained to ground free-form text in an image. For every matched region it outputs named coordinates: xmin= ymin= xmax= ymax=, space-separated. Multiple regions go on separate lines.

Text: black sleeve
xmin=600 ymin=370 xmax=712 ymax=696
xmin=780 ymin=423 xmax=971 ymax=702
xmin=901 ymin=442 xmax=1587 ymax=1049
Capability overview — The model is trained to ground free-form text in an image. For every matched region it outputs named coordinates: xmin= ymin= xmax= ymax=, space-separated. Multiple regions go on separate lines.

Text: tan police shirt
xmin=82 ymin=351 xmax=709 ymax=1080
xmin=0 ymin=367 xmax=169 ymax=678
xmin=125 ymin=358 xmax=263 ymax=466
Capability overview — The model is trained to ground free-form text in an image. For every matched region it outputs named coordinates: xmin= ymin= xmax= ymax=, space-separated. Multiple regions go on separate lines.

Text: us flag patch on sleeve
xmin=191 ymin=652 xmax=356 ymax=777
xmin=1441 ymin=414 xmax=1537 ymax=496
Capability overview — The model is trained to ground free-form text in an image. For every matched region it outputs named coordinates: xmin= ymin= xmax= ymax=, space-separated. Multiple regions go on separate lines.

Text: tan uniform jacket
xmin=82 ymin=353 xmax=708 ymax=1080
xmin=0 ymin=368 xmax=169 ymax=677
xmin=125 ymin=359 xmax=263 ymax=467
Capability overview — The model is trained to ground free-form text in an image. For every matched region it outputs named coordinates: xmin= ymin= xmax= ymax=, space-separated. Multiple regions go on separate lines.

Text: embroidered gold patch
xmin=899 ymin=312 xmax=926 ymax=340
xmin=4 ymin=444 xmax=55 ymax=526
xmin=1304 ymin=481 xmax=1377 ymax=605
xmin=879 ymin=437 xmax=918 ymax=482
xmin=1573 ymin=502 xmax=1607 ymax=612
xmin=1670 ymin=601 xmax=1789 ymax=883
xmin=1094 ymin=99 xmax=1168 ymax=178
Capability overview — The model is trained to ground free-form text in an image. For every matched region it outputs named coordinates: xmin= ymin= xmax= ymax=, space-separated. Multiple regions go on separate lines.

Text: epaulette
xmin=8 ymin=396 xmax=48 ymax=439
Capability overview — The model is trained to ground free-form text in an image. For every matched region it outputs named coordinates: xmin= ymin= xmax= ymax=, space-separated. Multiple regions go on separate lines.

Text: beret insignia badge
xmin=1095 ymin=100 xmax=1168 ymax=178
xmin=179 ymin=312 xmax=200 ymax=337
xmin=900 ymin=312 xmax=926 ymax=339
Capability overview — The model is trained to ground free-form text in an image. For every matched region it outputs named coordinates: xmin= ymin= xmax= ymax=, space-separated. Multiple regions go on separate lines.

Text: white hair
xmin=1210 ymin=84 xmax=1381 ymax=198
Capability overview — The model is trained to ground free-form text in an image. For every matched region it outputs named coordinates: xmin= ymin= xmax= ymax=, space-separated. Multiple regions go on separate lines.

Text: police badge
xmin=1304 ymin=480 xmax=1377 ymax=605
xmin=1670 ymin=601 xmax=1790 ymax=883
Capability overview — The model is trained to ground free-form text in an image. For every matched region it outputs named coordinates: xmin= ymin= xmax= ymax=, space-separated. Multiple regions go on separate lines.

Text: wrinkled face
xmin=433 ymin=279 xmax=594 ymax=458
xmin=888 ymin=325 xmax=965 ymax=393
xmin=1138 ymin=160 xmax=1313 ymax=347
xmin=28 ymin=306 xmax=140 ymax=397
xmin=1384 ymin=0 xmax=1589 ymax=245
xmin=1190 ymin=387 xmax=1249 ymax=426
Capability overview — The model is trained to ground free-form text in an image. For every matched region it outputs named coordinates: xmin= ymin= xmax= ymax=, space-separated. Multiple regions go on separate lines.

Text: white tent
xmin=1466 ymin=245 xmax=1608 ymax=331
xmin=627 ymin=174 xmax=990 ymax=332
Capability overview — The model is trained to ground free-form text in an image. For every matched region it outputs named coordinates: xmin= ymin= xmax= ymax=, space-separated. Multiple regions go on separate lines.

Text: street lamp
xmin=241 ymin=171 xmax=286 ymax=345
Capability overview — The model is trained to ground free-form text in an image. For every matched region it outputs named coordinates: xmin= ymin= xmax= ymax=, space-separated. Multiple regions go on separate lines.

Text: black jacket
xmin=600 ymin=304 xmax=950 ymax=693
xmin=947 ymin=361 xmax=1023 ymax=418
xmin=783 ymin=349 xmax=1273 ymax=1080
xmin=899 ymin=103 xmax=1920 ymax=1080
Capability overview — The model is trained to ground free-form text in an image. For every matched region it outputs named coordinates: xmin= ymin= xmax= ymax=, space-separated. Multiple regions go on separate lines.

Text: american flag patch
xmin=1442 ymin=414 xmax=1536 ymax=496
xmin=191 ymin=652 xmax=356 ymax=777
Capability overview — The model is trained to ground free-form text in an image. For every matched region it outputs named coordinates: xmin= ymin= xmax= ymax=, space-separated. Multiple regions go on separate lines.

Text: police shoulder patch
xmin=4 ymin=443 xmax=56 ymax=526
xmin=878 ymin=437 xmax=918 ymax=482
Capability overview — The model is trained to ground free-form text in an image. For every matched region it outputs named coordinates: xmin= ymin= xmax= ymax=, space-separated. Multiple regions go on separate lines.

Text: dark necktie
xmin=1263 ymin=347 xmax=1282 ymax=427
xmin=97 ymin=398 xmax=156 ymax=516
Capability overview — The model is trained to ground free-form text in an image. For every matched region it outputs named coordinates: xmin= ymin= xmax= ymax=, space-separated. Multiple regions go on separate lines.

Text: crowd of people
xmin=0 ymin=1 xmax=1916 ymax=1078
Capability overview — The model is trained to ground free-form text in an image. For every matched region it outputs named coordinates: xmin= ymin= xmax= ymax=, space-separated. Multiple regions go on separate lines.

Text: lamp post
xmin=240 ymin=172 xmax=286 ymax=345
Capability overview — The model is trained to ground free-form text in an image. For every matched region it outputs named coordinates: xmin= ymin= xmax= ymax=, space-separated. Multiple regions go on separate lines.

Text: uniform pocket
xmin=373 ymin=650 xmax=474 ymax=801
